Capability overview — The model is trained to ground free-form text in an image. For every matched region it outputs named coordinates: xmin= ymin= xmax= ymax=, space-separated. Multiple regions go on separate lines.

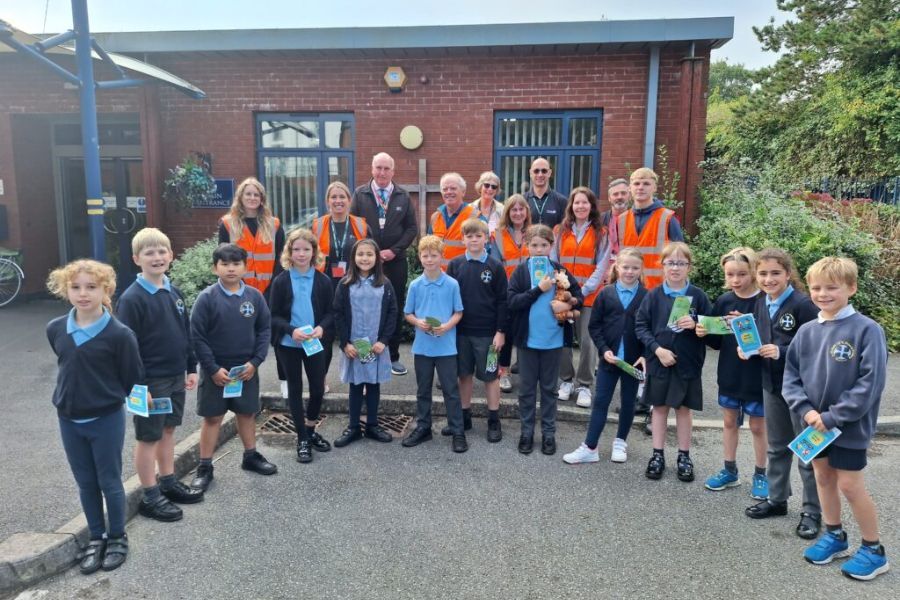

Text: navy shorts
xmin=718 ymin=394 xmax=764 ymax=418
xmin=457 ymin=335 xmax=498 ymax=382
xmin=815 ymin=444 xmax=868 ymax=471
xmin=134 ymin=375 xmax=187 ymax=442
xmin=197 ymin=370 xmax=260 ymax=417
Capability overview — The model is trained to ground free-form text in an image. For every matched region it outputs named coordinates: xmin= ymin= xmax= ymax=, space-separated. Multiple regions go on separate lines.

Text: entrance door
xmin=60 ymin=157 xmax=147 ymax=289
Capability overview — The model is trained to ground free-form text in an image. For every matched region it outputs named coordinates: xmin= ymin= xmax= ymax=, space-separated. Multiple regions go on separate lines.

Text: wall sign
xmin=193 ymin=178 xmax=234 ymax=209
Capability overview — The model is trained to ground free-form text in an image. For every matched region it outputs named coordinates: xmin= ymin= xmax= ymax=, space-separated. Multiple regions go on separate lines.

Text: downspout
xmin=642 ymin=45 xmax=660 ymax=169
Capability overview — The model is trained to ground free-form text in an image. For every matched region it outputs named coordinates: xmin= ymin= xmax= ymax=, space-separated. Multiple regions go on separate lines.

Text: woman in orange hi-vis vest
xmin=430 ymin=172 xmax=475 ymax=270
xmin=493 ymin=194 xmax=532 ymax=393
xmin=311 ymin=181 xmax=371 ymax=290
xmin=552 ymin=186 xmax=611 ymax=409
xmin=218 ymin=177 xmax=286 ymax=394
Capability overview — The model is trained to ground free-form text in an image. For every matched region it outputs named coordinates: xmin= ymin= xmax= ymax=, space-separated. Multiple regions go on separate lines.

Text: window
xmin=256 ymin=113 xmax=354 ymax=230
xmin=494 ymin=110 xmax=602 ymax=198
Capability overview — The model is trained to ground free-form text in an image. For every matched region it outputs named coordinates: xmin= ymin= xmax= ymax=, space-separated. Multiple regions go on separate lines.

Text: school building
xmin=0 ymin=17 xmax=732 ymax=292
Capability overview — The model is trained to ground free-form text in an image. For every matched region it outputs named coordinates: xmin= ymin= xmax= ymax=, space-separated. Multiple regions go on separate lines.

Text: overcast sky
xmin=0 ymin=0 xmax=788 ymax=69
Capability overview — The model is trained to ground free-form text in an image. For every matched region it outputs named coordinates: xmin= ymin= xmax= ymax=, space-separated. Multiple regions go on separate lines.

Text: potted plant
xmin=163 ymin=152 xmax=216 ymax=212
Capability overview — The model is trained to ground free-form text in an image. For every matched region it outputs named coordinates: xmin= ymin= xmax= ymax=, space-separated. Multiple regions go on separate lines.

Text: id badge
xmin=331 ymin=261 xmax=347 ymax=278
xmin=378 ymin=217 xmax=386 ymax=229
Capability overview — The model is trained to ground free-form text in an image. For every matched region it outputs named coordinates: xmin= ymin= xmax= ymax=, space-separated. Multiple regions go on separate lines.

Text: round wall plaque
xmin=400 ymin=125 xmax=424 ymax=150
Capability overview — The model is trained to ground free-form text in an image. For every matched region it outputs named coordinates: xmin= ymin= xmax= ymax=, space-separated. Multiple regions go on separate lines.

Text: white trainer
xmin=280 ymin=380 xmax=289 ymax=399
xmin=575 ymin=387 xmax=592 ymax=408
xmin=611 ymin=438 xmax=628 ymax=463
xmin=558 ymin=380 xmax=575 ymax=401
xmin=563 ymin=443 xmax=600 ymax=464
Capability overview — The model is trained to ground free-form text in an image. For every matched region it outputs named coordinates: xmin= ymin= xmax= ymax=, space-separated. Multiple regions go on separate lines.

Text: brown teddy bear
xmin=550 ymin=270 xmax=580 ymax=323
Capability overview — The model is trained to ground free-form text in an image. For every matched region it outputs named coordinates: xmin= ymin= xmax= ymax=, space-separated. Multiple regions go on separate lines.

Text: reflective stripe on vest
xmin=558 ymin=226 xmax=601 ymax=306
xmin=495 ymin=227 xmax=528 ymax=277
xmin=311 ymin=215 xmax=368 ymax=272
xmin=432 ymin=204 xmax=474 ymax=269
xmin=224 ymin=216 xmax=280 ymax=294
xmin=618 ymin=207 xmax=672 ymax=290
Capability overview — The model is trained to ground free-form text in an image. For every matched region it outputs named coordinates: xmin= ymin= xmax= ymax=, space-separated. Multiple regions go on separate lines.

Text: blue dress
xmin=340 ymin=276 xmax=392 ymax=384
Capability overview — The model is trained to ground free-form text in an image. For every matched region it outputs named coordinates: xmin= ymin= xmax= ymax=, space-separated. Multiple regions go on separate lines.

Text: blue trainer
xmin=804 ymin=531 xmax=850 ymax=565
xmin=750 ymin=473 xmax=769 ymax=500
xmin=704 ymin=468 xmax=740 ymax=491
xmin=841 ymin=545 xmax=890 ymax=581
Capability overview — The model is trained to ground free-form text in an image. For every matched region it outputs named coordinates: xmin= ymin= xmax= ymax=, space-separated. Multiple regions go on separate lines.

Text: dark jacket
xmin=350 ymin=182 xmax=418 ymax=259
xmin=753 ymin=289 xmax=818 ymax=393
xmin=524 ymin=187 xmax=568 ymax=229
xmin=588 ymin=282 xmax=647 ymax=372
xmin=268 ymin=269 xmax=335 ymax=347
xmin=507 ymin=259 xmax=583 ymax=349
xmin=332 ymin=279 xmax=398 ymax=348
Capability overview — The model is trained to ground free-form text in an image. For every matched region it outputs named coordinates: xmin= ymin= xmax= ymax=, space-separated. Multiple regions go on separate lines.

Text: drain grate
xmin=259 ymin=413 xmax=326 ymax=435
xmin=362 ymin=414 xmax=413 ymax=436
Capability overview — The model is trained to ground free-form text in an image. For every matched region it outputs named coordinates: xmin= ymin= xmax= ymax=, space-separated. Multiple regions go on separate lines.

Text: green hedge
xmin=169 ymin=236 xmax=219 ymax=307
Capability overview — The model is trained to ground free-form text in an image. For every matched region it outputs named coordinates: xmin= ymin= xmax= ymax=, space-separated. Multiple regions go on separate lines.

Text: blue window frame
xmin=255 ymin=113 xmax=355 ymax=230
xmin=493 ymin=110 xmax=602 ymax=199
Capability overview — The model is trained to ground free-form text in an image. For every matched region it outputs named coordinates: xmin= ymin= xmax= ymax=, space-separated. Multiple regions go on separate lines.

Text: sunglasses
xmin=531 ymin=168 xmax=549 ymax=174
xmin=483 ymin=183 xmax=499 ymax=190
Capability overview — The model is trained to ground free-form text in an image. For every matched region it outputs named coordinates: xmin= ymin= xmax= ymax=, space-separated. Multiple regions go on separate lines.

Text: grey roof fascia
xmin=91 ymin=17 xmax=733 ymax=54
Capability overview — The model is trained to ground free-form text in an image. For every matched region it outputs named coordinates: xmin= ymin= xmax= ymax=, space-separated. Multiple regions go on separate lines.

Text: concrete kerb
xmin=0 ymin=413 xmax=238 ymax=598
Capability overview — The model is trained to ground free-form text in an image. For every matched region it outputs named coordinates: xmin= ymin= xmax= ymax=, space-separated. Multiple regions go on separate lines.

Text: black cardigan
xmin=506 ymin=259 xmax=583 ymax=349
xmin=753 ymin=289 xmax=818 ymax=393
xmin=588 ymin=282 xmax=647 ymax=372
xmin=332 ymin=279 xmax=398 ymax=348
xmin=268 ymin=269 xmax=335 ymax=347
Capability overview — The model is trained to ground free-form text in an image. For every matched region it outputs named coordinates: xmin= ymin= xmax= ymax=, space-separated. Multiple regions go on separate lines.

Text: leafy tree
xmin=708 ymin=60 xmax=755 ymax=102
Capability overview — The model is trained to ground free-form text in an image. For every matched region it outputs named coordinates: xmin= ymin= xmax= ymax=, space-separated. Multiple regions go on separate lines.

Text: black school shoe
xmin=309 ymin=431 xmax=332 ymax=452
xmin=796 ymin=512 xmax=821 ymax=539
xmin=541 ymin=436 xmax=557 ymax=456
xmin=101 ymin=534 xmax=128 ymax=572
xmin=645 ymin=454 xmax=665 ymax=479
xmin=451 ymin=434 xmax=468 ymax=453
xmin=518 ymin=435 xmax=533 ymax=454
xmin=242 ymin=451 xmax=278 ymax=475
xmin=161 ymin=480 xmax=204 ymax=504
xmin=79 ymin=539 xmax=105 ymax=575
xmin=402 ymin=426 xmax=433 ymax=447
xmin=365 ymin=425 xmax=393 ymax=443
xmin=296 ymin=441 xmax=313 ymax=463
xmin=486 ymin=419 xmax=502 ymax=443
xmin=138 ymin=495 xmax=183 ymax=522
xmin=745 ymin=499 xmax=788 ymax=519
xmin=190 ymin=464 xmax=214 ymax=492
xmin=441 ymin=415 xmax=473 ymax=436
xmin=676 ymin=453 xmax=695 ymax=482
xmin=334 ymin=427 xmax=363 ymax=447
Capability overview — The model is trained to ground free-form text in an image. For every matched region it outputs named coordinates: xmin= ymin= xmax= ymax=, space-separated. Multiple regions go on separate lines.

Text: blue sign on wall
xmin=193 ymin=178 xmax=234 ymax=209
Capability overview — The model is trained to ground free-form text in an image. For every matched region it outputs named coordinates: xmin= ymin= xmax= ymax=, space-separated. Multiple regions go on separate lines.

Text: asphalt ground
xmin=1 ymin=299 xmax=898 ymax=543
xmin=18 ymin=419 xmax=899 ymax=599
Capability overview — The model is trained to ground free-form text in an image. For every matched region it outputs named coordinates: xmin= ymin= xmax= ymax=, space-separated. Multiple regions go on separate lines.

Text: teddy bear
xmin=550 ymin=270 xmax=580 ymax=323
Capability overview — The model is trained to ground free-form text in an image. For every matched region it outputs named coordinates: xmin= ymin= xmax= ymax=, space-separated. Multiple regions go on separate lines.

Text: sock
xmin=307 ymin=424 xmax=317 ymax=436
xmin=724 ymin=460 xmax=738 ymax=474
xmin=463 ymin=408 xmax=472 ymax=420
xmin=199 ymin=458 xmax=213 ymax=468
xmin=678 ymin=449 xmax=690 ymax=458
xmin=754 ymin=465 xmax=766 ymax=475
xmin=826 ymin=524 xmax=846 ymax=540
xmin=862 ymin=538 xmax=882 ymax=552
xmin=488 ymin=409 xmax=499 ymax=424
xmin=243 ymin=448 xmax=256 ymax=458
xmin=653 ymin=448 xmax=664 ymax=457
xmin=143 ymin=484 xmax=161 ymax=503
xmin=158 ymin=473 xmax=176 ymax=489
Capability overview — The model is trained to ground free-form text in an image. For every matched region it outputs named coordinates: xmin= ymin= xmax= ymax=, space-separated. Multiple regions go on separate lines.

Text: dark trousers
xmin=414 ymin=354 xmax=464 ymax=434
xmin=383 ymin=257 xmax=408 ymax=363
xmin=58 ymin=408 xmax=126 ymax=539
xmin=764 ymin=389 xmax=820 ymax=512
xmin=517 ymin=347 xmax=561 ymax=438
xmin=349 ymin=383 xmax=381 ymax=429
xmin=585 ymin=368 xmax=638 ymax=447
xmin=276 ymin=344 xmax=329 ymax=441
xmin=499 ymin=341 xmax=515 ymax=369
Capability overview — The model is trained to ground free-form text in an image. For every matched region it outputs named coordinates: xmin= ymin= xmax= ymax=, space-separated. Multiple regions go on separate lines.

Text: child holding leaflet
xmin=743 ymin=248 xmax=822 ymax=540
xmin=269 ymin=228 xmax=335 ymax=463
xmin=402 ymin=235 xmax=468 ymax=453
xmin=46 ymin=260 xmax=143 ymax=573
xmin=507 ymin=224 xmax=583 ymax=456
xmin=635 ymin=242 xmax=712 ymax=482
xmin=332 ymin=238 xmax=398 ymax=447
xmin=563 ymin=248 xmax=646 ymax=464
xmin=783 ymin=257 xmax=889 ymax=580
xmin=696 ymin=248 xmax=768 ymax=499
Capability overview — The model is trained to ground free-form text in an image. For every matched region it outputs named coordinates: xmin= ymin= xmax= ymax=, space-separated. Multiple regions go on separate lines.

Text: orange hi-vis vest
xmin=310 ymin=214 xmax=368 ymax=272
xmin=617 ymin=207 xmax=674 ymax=290
xmin=558 ymin=225 xmax=602 ymax=307
xmin=431 ymin=203 xmax=475 ymax=269
xmin=494 ymin=226 xmax=529 ymax=278
xmin=223 ymin=216 xmax=280 ymax=294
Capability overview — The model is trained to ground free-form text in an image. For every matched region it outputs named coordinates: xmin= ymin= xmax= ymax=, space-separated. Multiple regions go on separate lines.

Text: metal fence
xmin=808 ymin=177 xmax=900 ymax=206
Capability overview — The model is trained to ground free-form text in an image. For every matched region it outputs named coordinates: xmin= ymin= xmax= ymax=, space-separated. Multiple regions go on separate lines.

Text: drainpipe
xmin=642 ymin=45 xmax=660 ymax=169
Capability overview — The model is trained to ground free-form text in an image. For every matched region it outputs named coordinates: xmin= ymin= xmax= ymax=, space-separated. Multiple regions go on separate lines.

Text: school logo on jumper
xmin=239 ymin=301 xmax=255 ymax=318
xmin=830 ymin=340 xmax=855 ymax=362
xmin=778 ymin=313 xmax=796 ymax=330
xmin=175 ymin=298 xmax=185 ymax=315
xmin=480 ymin=269 xmax=493 ymax=284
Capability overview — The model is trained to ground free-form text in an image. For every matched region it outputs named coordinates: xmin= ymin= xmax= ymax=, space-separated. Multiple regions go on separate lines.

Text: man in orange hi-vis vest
xmin=616 ymin=167 xmax=684 ymax=290
xmin=429 ymin=172 xmax=476 ymax=270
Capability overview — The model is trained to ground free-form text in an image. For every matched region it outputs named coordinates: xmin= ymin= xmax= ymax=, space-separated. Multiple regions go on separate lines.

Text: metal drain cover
xmin=363 ymin=414 xmax=413 ymax=436
xmin=259 ymin=413 xmax=326 ymax=434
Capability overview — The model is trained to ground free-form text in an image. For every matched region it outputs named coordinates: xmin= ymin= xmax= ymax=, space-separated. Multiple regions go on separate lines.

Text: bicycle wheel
xmin=0 ymin=258 xmax=23 ymax=307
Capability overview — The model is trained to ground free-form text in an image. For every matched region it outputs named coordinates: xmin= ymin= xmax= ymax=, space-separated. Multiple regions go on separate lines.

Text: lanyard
xmin=330 ymin=219 xmax=350 ymax=260
xmin=375 ymin=188 xmax=389 ymax=219
xmin=532 ymin=194 xmax=550 ymax=222
xmin=507 ymin=227 xmax=525 ymax=253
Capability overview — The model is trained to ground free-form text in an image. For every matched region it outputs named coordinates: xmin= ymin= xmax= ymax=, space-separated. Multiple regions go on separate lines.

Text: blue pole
xmin=72 ymin=0 xmax=106 ymax=260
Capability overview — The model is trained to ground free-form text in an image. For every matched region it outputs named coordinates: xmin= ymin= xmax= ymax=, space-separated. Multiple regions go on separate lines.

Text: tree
xmin=707 ymin=60 xmax=755 ymax=102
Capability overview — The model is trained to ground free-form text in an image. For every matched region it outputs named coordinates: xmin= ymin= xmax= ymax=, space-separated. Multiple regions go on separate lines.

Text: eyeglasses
xmin=483 ymin=183 xmax=499 ymax=190
xmin=531 ymin=168 xmax=549 ymax=174
xmin=663 ymin=260 xmax=690 ymax=268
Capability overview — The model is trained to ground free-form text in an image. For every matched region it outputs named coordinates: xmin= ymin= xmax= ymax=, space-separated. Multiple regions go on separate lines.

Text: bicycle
xmin=0 ymin=249 xmax=24 ymax=307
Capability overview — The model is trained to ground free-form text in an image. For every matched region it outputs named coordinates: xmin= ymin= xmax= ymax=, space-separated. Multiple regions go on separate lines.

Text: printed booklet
xmin=223 ymin=365 xmax=246 ymax=398
xmin=352 ymin=337 xmax=377 ymax=364
xmin=614 ymin=359 xmax=646 ymax=381
xmin=299 ymin=325 xmax=324 ymax=356
xmin=529 ymin=256 xmax=551 ymax=288
xmin=731 ymin=313 xmax=763 ymax=356
xmin=789 ymin=425 xmax=842 ymax=465
xmin=698 ymin=315 xmax=732 ymax=335
xmin=667 ymin=296 xmax=693 ymax=331
xmin=125 ymin=384 xmax=150 ymax=418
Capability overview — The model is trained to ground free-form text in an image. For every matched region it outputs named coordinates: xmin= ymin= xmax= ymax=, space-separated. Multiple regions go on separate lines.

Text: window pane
xmin=259 ymin=120 xmax=320 ymax=149
xmin=324 ymin=121 xmax=353 ymax=149
xmin=263 ymin=156 xmax=319 ymax=230
xmin=569 ymin=155 xmax=594 ymax=190
xmin=497 ymin=118 xmax=563 ymax=148
xmin=499 ymin=154 xmax=559 ymax=197
xmin=327 ymin=155 xmax=351 ymax=185
xmin=569 ymin=118 xmax=598 ymax=147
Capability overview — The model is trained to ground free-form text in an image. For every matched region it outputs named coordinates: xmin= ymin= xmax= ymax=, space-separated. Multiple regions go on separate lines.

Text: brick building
xmin=0 ymin=18 xmax=732 ymax=293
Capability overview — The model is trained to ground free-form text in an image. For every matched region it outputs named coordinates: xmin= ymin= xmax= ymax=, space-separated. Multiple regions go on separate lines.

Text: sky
xmin=0 ymin=0 xmax=789 ymax=69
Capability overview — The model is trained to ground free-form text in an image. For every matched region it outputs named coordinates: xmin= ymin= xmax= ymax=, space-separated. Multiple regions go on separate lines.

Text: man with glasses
xmin=601 ymin=178 xmax=631 ymax=257
xmin=525 ymin=157 xmax=567 ymax=229
xmin=351 ymin=152 xmax=418 ymax=376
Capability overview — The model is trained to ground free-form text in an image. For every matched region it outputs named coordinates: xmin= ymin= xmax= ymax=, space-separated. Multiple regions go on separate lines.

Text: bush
xmin=691 ymin=166 xmax=898 ymax=351
xmin=169 ymin=236 xmax=219 ymax=307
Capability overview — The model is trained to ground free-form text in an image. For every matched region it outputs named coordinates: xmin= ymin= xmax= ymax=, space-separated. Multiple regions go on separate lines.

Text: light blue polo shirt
xmin=282 ymin=267 xmax=316 ymax=348
xmin=766 ymin=284 xmax=795 ymax=318
xmin=526 ymin=257 xmax=563 ymax=350
xmin=404 ymin=271 xmax=464 ymax=357
xmin=67 ymin=308 xmax=111 ymax=347
xmin=135 ymin=273 xmax=172 ymax=294
xmin=615 ymin=281 xmax=639 ymax=359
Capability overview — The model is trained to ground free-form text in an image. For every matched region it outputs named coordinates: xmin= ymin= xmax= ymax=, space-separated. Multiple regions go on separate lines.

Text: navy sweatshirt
xmin=507 ymin=260 xmax=582 ymax=349
xmin=588 ymin=282 xmax=647 ymax=372
xmin=447 ymin=254 xmax=508 ymax=337
xmin=703 ymin=291 xmax=763 ymax=403
xmin=783 ymin=311 xmax=887 ymax=449
xmin=47 ymin=315 xmax=144 ymax=420
xmin=191 ymin=282 xmax=271 ymax=376
xmin=753 ymin=290 xmax=818 ymax=394
xmin=634 ymin=284 xmax=713 ymax=380
xmin=116 ymin=278 xmax=197 ymax=380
